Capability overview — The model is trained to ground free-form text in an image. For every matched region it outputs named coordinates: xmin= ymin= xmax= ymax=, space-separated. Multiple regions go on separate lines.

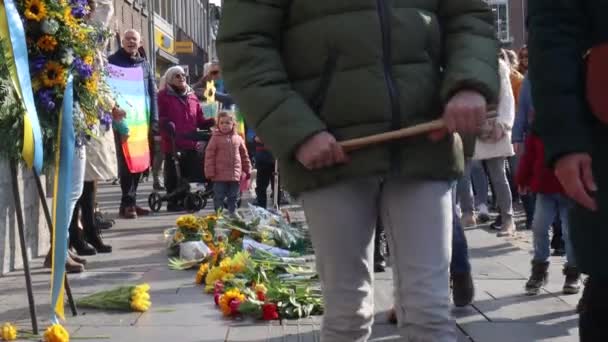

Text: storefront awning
xmin=157 ymin=49 xmax=179 ymax=65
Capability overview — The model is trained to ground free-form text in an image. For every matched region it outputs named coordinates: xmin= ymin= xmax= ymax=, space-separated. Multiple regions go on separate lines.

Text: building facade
xmin=110 ymin=0 xmax=213 ymax=82
xmin=485 ymin=0 xmax=527 ymax=50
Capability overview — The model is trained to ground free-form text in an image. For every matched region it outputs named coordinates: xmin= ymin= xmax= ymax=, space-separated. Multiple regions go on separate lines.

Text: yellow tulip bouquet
xmin=76 ymin=283 xmax=151 ymax=313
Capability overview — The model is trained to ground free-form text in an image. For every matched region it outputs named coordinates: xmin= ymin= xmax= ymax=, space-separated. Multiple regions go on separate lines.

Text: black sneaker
xmin=525 ymin=261 xmax=549 ymax=295
xmin=563 ymin=265 xmax=581 ymax=295
xmin=491 ymin=215 xmax=503 ymax=230
xmin=452 ymin=272 xmax=475 ymax=307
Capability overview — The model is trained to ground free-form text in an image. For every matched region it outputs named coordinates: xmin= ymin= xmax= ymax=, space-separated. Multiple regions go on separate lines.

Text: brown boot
xmin=43 ymin=250 xmax=85 ymax=273
xmin=68 ymin=250 xmax=87 ymax=265
xmin=66 ymin=256 xmax=85 ymax=273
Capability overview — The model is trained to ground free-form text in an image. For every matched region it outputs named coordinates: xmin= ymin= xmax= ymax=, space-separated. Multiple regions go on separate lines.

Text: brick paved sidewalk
xmin=0 ymin=182 xmax=580 ymax=341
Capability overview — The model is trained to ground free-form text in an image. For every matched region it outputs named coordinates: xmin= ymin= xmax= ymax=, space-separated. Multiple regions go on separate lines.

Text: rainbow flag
xmin=235 ymin=109 xmax=246 ymax=139
xmin=106 ymin=64 xmax=151 ymax=173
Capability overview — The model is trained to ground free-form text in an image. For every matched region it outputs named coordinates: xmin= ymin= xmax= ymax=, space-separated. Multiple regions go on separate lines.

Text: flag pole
xmin=32 ymin=171 xmax=78 ymax=316
xmin=9 ymin=161 xmax=38 ymax=334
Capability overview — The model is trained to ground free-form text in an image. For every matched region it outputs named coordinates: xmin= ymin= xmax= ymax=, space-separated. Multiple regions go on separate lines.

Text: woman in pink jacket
xmin=204 ymin=112 xmax=251 ymax=214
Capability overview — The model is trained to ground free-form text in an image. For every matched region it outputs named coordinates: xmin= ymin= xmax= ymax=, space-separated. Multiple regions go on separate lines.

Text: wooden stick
xmin=339 ymin=119 xmax=445 ymax=153
xmin=339 ymin=110 xmax=497 ymax=153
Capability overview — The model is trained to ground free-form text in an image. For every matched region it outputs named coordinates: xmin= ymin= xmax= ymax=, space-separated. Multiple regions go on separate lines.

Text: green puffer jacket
xmin=218 ymin=0 xmax=499 ymax=194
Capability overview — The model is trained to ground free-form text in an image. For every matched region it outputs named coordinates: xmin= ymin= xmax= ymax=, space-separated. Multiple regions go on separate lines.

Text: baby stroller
xmin=148 ymin=122 xmax=213 ymax=212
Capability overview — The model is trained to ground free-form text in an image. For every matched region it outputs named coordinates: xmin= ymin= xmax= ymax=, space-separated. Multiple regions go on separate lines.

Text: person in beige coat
xmin=472 ymin=57 xmax=516 ymax=236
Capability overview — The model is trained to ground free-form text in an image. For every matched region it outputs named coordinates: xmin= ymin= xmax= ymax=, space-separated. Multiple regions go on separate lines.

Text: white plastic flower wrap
xmin=180 ymin=241 xmax=212 ymax=261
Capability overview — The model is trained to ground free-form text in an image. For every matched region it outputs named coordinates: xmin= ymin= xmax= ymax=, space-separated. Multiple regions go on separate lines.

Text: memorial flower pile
xmin=169 ymin=207 xmax=323 ymax=321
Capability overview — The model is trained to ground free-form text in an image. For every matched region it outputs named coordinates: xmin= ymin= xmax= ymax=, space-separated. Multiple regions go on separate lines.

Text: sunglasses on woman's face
xmin=210 ymin=70 xmax=220 ymax=75
xmin=175 ymin=74 xmax=186 ymax=79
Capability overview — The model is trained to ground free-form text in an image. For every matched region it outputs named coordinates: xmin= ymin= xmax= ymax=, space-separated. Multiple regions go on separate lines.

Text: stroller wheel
xmin=148 ymin=192 xmax=162 ymax=212
xmin=184 ymin=193 xmax=203 ymax=212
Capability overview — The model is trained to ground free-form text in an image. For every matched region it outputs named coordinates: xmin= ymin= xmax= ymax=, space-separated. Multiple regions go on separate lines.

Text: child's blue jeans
xmin=214 ymin=181 xmax=240 ymax=214
xmin=532 ymin=193 xmax=576 ymax=266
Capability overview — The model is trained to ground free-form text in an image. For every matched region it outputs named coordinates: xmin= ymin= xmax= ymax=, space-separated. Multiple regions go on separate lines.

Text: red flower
xmin=262 ymin=303 xmax=279 ymax=321
xmin=214 ymin=281 xmax=224 ymax=294
xmin=229 ymin=299 xmax=242 ymax=316
xmin=257 ymin=291 xmax=266 ymax=301
xmin=214 ymin=293 xmax=221 ymax=306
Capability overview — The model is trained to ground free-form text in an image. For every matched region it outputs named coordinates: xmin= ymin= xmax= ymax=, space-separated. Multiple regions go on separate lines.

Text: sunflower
xmin=218 ymin=289 xmax=245 ymax=316
xmin=40 ymin=62 xmax=66 ymax=88
xmin=37 ymin=35 xmax=58 ymax=52
xmin=63 ymin=7 xmax=78 ymax=29
xmin=202 ymin=231 xmax=213 ymax=243
xmin=84 ymin=55 xmax=94 ymax=66
xmin=84 ymin=72 xmax=99 ymax=93
xmin=195 ymin=263 xmax=209 ymax=284
xmin=24 ymin=0 xmax=47 ymax=22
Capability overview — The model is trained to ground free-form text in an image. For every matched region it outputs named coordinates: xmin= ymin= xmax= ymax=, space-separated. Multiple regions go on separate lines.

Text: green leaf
xmin=168 ymin=257 xmax=203 ymax=270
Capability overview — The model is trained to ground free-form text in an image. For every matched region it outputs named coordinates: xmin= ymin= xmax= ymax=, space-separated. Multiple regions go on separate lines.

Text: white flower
xmin=61 ymin=49 xmax=75 ymax=65
xmin=41 ymin=19 xmax=59 ymax=35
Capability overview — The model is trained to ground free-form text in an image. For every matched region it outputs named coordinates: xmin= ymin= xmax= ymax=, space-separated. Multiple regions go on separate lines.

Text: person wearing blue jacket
xmin=512 ymin=73 xmax=564 ymax=253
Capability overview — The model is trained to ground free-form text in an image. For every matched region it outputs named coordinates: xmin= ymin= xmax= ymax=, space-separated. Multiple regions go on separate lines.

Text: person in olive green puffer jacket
xmin=218 ymin=1 xmax=498 ymax=341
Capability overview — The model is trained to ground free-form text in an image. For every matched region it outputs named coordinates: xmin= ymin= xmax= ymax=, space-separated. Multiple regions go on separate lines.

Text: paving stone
xmin=227 ymin=324 xmax=321 ymax=342
xmin=472 ymin=279 xmax=577 ymax=323
xmin=74 ymin=325 xmax=228 ymax=342
xmin=461 ymin=322 xmax=578 ymax=342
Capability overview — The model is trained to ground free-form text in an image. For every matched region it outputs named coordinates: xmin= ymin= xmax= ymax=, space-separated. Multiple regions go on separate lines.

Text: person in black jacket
xmin=108 ymin=29 xmax=159 ymax=219
xmin=528 ymin=1 xmax=608 ymax=341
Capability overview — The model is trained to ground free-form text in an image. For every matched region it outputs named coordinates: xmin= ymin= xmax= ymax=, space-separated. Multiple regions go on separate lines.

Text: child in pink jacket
xmin=204 ymin=112 xmax=252 ymax=214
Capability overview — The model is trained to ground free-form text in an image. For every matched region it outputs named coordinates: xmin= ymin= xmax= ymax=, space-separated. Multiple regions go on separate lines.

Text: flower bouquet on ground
xmin=1 ymin=322 xmax=76 ymax=341
xmin=76 ymin=283 xmax=151 ymax=312
xmin=167 ymin=214 xmax=218 ymax=268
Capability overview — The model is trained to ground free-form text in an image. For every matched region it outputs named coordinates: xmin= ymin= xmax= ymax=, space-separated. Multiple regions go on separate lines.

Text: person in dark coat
xmin=108 ymin=29 xmax=159 ymax=219
xmin=528 ymin=1 xmax=608 ymax=340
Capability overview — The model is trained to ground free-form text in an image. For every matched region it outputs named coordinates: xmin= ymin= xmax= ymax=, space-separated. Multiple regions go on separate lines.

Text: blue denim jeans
xmin=452 ymin=183 xmax=471 ymax=274
xmin=532 ymin=193 xmax=576 ymax=266
xmin=457 ymin=159 xmax=489 ymax=214
xmin=213 ymin=181 xmax=240 ymax=214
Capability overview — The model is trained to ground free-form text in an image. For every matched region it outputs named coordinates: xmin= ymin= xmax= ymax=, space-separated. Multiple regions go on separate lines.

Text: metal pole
xmin=32 ymin=171 xmax=77 ymax=316
xmin=146 ymin=0 xmax=156 ymax=74
xmin=9 ymin=161 xmax=38 ymax=334
xmin=273 ymin=160 xmax=279 ymax=210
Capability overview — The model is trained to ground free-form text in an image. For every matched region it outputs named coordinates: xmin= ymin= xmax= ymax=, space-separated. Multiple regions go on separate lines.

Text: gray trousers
xmin=301 ymin=177 xmax=455 ymax=342
xmin=483 ymin=157 xmax=514 ymax=221
xmin=457 ymin=159 xmax=489 ymax=215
